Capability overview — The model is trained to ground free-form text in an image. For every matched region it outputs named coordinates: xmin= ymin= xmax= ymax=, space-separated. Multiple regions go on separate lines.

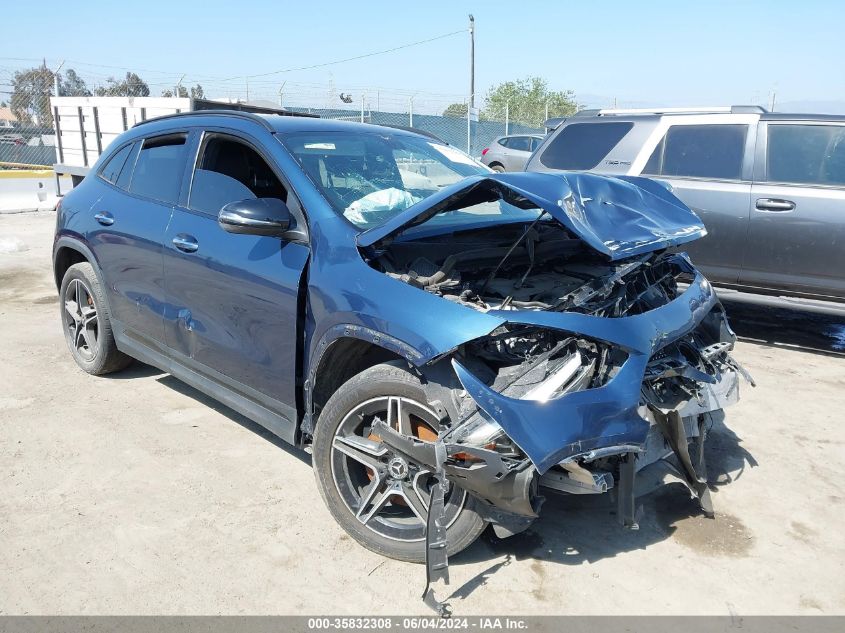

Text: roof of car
xmin=564 ymin=106 xmax=845 ymax=123
xmin=132 ymin=109 xmax=430 ymax=139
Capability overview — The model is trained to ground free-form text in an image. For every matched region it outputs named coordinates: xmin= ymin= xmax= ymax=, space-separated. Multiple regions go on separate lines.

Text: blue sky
xmin=2 ymin=0 xmax=843 ymax=112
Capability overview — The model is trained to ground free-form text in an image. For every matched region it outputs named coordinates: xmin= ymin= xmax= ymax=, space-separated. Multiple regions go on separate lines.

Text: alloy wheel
xmin=330 ymin=396 xmax=465 ymax=542
xmin=64 ymin=278 xmax=99 ymax=361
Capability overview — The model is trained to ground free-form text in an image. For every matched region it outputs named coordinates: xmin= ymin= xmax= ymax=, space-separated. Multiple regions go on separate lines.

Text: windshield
xmin=279 ymin=130 xmax=541 ymax=230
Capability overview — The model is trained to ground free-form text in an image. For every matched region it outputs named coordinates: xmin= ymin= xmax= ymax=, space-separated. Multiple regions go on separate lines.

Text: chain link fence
xmin=292 ymin=107 xmax=543 ymax=158
xmin=0 ymin=65 xmax=545 ymax=169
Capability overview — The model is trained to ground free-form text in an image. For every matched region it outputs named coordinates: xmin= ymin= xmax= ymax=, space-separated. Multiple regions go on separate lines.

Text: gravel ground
xmin=1 ymin=211 xmax=844 ymax=616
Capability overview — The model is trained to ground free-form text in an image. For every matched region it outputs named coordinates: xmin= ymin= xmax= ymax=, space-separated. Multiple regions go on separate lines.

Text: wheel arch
xmin=53 ymin=237 xmax=100 ymax=290
xmin=304 ymin=334 xmax=407 ymax=440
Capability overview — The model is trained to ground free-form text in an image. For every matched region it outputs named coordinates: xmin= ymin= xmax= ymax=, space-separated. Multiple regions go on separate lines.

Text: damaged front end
xmin=356 ymin=172 xmax=753 ymax=612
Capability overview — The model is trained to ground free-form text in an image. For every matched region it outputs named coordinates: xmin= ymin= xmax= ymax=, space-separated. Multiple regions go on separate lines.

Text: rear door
xmin=162 ymin=129 xmax=309 ymax=421
xmin=503 ymin=136 xmax=531 ymax=171
xmin=638 ymin=119 xmax=757 ymax=284
xmin=88 ymin=132 xmax=188 ymax=347
xmin=740 ymin=121 xmax=845 ymax=299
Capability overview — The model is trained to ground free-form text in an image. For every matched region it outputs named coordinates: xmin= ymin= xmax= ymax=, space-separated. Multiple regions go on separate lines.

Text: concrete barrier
xmin=0 ymin=170 xmax=73 ymax=214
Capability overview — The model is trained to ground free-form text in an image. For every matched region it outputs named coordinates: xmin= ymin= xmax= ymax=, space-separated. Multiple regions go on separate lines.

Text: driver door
xmin=162 ymin=130 xmax=309 ymax=420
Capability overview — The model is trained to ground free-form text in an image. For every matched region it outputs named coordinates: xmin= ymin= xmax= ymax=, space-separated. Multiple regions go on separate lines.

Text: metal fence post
xmin=505 ymin=101 xmax=509 ymax=135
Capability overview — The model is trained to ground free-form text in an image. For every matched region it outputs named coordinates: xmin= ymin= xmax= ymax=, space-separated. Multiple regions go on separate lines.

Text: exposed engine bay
xmin=351 ymin=173 xmax=753 ymax=614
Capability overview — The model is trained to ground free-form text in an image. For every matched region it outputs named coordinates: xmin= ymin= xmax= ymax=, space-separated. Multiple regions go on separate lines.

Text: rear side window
xmin=128 ymin=134 xmax=188 ymax=204
xmin=643 ymin=124 xmax=747 ymax=180
xmin=98 ymin=143 xmax=133 ymax=185
xmin=530 ymin=137 xmax=544 ymax=151
xmin=766 ymin=124 xmax=845 ymax=187
xmin=540 ymin=122 xmax=633 ymax=170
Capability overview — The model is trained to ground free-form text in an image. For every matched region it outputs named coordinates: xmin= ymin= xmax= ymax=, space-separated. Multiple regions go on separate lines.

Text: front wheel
xmin=312 ymin=361 xmax=486 ymax=562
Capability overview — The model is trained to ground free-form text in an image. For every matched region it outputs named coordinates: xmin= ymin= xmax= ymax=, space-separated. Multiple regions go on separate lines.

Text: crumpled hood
xmin=357 ymin=171 xmax=706 ymax=260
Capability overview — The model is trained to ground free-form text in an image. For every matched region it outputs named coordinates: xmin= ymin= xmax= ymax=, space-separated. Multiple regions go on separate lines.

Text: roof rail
xmin=132 ymin=105 xmax=319 ymax=132
xmin=573 ymin=105 xmax=767 ymax=117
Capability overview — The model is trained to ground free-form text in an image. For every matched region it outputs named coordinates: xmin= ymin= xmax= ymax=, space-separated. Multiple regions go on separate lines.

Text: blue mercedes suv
xmin=53 ymin=111 xmax=748 ymax=609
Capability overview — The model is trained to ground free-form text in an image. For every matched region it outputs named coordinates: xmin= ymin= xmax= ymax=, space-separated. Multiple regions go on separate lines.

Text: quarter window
xmin=189 ymin=135 xmax=287 ymax=215
xmin=766 ymin=124 xmax=845 ymax=187
xmin=129 ymin=134 xmax=188 ymax=204
xmin=98 ymin=143 xmax=133 ymax=185
xmin=643 ymin=124 xmax=747 ymax=180
xmin=540 ymin=122 xmax=634 ymax=170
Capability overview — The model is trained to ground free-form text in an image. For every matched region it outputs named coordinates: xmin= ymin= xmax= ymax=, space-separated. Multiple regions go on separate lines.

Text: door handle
xmin=172 ymin=234 xmax=199 ymax=253
xmin=755 ymin=198 xmax=795 ymax=212
xmin=94 ymin=211 xmax=114 ymax=226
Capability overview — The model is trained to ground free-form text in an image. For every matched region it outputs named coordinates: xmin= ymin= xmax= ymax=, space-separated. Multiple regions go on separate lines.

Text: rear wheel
xmin=313 ymin=361 xmax=486 ymax=562
xmin=489 ymin=163 xmax=505 ymax=173
xmin=60 ymin=262 xmax=132 ymax=375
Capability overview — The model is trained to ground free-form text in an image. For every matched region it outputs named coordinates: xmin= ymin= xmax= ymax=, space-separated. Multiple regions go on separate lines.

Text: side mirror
xmin=218 ymin=198 xmax=291 ymax=237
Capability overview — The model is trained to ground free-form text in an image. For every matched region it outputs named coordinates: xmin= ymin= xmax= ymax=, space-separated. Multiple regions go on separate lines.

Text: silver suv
xmin=526 ymin=106 xmax=845 ymax=312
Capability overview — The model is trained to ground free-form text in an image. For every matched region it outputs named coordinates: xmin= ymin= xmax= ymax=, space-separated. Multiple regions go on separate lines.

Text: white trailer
xmin=49 ymin=96 xmax=308 ymax=193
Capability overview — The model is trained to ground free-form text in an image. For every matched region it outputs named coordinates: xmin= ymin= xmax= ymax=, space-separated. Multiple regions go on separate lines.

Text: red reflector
xmin=481 ymin=147 xmax=489 ymax=156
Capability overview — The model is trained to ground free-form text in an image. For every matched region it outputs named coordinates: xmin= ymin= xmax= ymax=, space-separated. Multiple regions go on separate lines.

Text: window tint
xmin=116 ymin=142 xmax=140 ymax=190
xmin=540 ymin=122 xmax=633 ymax=170
xmin=507 ymin=136 xmax=531 ymax=152
xmin=99 ymin=143 xmax=133 ymax=185
xmin=767 ymin=124 xmax=845 ymax=187
xmin=129 ymin=135 xmax=188 ymax=204
xmin=644 ymin=124 xmax=747 ymax=180
xmin=189 ymin=136 xmax=287 ymax=215
xmin=530 ymin=137 xmax=544 ymax=151
xmin=497 ymin=137 xmax=510 ymax=148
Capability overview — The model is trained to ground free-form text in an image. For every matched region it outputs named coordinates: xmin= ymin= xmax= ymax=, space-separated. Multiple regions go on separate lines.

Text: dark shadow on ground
xmin=106 ymin=361 xmax=165 ymax=380
xmin=722 ymin=299 xmax=845 ymax=356
xmin=155 ymin=374 xmax=312 ymax=466
xmin=448 ymin=414 xmax=757 ymax=600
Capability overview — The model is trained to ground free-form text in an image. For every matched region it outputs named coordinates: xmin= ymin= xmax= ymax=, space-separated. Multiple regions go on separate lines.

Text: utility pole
xmin=361 ymin=94 xmax=365 ymax=123
xmin=409 ymin=96 xmax=414 ymax=127
xmin=278 ymin=81 xmax=286 ymax=108
xmin=175 ymin=74 xmax=185 ymax=98
xmin=53 ymin=60 xmax=65 ymax=97
xmin=468 ymin=14 xmax=475 ymax=156
xmin=505 ymin=100 xmax=509 ymax=135
xmin=469 ymin=14 xmax=475 ymax=110
xmin=769 ymin=91 xmax=777 ymax=112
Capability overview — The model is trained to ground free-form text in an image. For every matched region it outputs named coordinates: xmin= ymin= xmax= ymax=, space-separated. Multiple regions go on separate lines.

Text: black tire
xmin=489 ymin=163 xmax=505 ymax=173
xmin=59 ymin=262 xmax=132 ymax=375
xmin=313 ymin=361 xmax=486 ymax=563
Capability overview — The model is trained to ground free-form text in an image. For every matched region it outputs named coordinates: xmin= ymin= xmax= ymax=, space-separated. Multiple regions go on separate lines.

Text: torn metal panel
xmin=450 ymin=263 xmax=719 ymax=474
xmin=357 ymin=172 xmax=706 ymax=260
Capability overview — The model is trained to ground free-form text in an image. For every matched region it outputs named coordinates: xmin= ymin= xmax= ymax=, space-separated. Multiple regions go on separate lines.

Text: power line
xmin=218 ymin=29 xmax=466 ymax=81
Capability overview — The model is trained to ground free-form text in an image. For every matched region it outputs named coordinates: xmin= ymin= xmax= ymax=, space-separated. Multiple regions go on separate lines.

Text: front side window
xmin=540 ymin=122 xmax=634 ymax=170
xmin=643 ymin=124 xmax=747 ymax=180
xmin=766 ymin=124 xmax=845 ymax=187
xmin=99 ymin=143 xmax=133 ymax=186
xmin=189 ymin=135 xmax=287 ymax=215
xmin=280 ymin=131 xmax=538 ymax=229
xmin=128 ymin=134 xmax=188 ymax=204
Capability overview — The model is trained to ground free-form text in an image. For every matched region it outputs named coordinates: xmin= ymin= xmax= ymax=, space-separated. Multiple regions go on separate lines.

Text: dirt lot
xmin=1 ymin=210 xmax=844 ymax=615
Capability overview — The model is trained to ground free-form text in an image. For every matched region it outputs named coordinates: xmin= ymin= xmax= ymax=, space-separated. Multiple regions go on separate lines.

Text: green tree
xmin=442 ymin=102 xmax=468 ymax=118
xmin=482 ymin=77 xmax=578 ymax=127
xmin=161 ymin=84 xmax=203 ymax=99
xmin=10 ymin=65 xmax=54 ymax=125
xmin=94 ymin=72 xmax=150 ymax=97
xmin=59 ymin=69 xmax=91 ymax=97
xmin=161 ymin=86 xmax=188 ymax=98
